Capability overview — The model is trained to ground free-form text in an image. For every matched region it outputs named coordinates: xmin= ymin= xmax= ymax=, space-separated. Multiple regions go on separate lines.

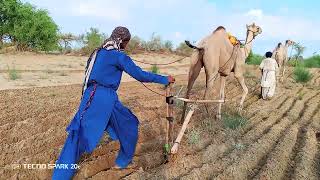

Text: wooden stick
xmin=165 ymin=83 xmax=174 ymax=146
xmin=171 ymin=105 xmax=196 ymax=154
xmin=175 ymin=97 xmax=225 ymax=103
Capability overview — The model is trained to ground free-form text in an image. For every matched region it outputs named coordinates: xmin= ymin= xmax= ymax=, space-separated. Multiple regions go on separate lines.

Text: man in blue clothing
xmin=52 ymin=26 xmax=175 ymax=179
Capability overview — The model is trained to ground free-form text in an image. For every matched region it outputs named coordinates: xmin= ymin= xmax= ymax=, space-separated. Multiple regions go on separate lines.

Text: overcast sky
xmin=24 ymin=0 xmax=320 ymax=57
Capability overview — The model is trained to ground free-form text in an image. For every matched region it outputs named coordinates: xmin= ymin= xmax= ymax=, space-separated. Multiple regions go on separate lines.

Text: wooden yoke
xmin=165 ymin=83 xmax=175 ymax=153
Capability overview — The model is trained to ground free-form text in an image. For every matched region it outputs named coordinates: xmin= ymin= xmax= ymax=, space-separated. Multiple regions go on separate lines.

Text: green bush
xmin=143 ymin=33 xmax=163 ymax=51
xmin=303 ymin=55 xmax=320 ymax=68
xmin=176 ymin=41 xmax=193 ymax=56
xmin=7 ymin=66 xmax=21 ymax=80
xmin=287 ymin=59 xmax=302 ymax=67
xmin=187 ymin=128 xmax=200 ymax=145
xmin=246 ymin=50 xmax=263 ymax=65
xmin=150 ymin=65 xmax=159 ymax=73
xmin=222 ymin=108 xmax=248 ymax=130
xmin=125 ymin=35 xmax=143 ymax=54
xmin=164 ymin=40 xmax=173 ymax=52
xmin=80 ymin=28 xmax=106 ymax=55
xmin=1 ymin=0 xmax=59 ymax=51
xmin=293 ymin=66 xmax=312 ymax=83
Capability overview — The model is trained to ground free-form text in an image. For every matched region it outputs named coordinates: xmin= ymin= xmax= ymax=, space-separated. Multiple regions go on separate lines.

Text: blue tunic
xmin=52 ymin=49 xmax=168 ymax=179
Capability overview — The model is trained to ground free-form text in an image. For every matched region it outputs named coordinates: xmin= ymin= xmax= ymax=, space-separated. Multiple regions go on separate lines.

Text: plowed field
xmin=1 ymin=66 xmax=319 ymax=180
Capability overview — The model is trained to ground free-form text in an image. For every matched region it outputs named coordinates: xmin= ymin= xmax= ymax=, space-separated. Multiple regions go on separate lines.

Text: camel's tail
xmin=185 ymin=40 xmax=203 ymax=51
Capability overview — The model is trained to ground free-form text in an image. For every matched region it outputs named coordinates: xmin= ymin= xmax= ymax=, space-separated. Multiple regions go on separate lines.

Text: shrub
xmin=125 ymin=35 xmax=143 ymax=54
xmin=176 ymin=41 xmax=193 ymax=56
xmin=7 ymin=66 xmax=21 ymax=80
xmin=150 ymin=65 xmax=159 ymax=73
xmin=222 ymin=107 xmax=248 ymax=130
xmin=187 ymin=128 xmax=200 ymax=145
xmin=164 ymin=40 xmax=173 ymax=52
xmin=246 ymin=50 xmax=263 ymax=65
xmin=144 ymin=33 xmax=163 ymax=51
xmin=303 ymin=55 xmax=320 ymax=68
xmin=293 ymin=66 xmax=312 ymax=83
xmin=80 ymin=28 xmax=106 ymax=55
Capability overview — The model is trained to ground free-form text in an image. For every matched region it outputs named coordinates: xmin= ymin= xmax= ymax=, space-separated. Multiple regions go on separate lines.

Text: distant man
xmin=259 ymin=51 xmax=278 ymax=100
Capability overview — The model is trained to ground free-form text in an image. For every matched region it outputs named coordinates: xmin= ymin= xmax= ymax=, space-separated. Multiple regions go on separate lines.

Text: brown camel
xmin=181 ymin=23 xmax=262 ymax=121
xmin=272 ymin=40 xmax=295 ymax=80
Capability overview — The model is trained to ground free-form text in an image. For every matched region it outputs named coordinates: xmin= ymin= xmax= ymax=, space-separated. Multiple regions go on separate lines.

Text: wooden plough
xmin=164 ymin=83 xmax=225 ymax=160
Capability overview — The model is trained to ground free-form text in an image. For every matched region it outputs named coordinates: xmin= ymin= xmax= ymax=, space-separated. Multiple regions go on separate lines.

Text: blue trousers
xmin=52 ymin=87 xmax=139 ymax=180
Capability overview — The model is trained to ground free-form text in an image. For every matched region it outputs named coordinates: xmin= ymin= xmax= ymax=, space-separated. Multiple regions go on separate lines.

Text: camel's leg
xmin=235 ymin=74 xmax=248 ymax=111
xmin=181 ymin=52 xmax=203 ymax=123
xmin=217 ymin=76 xmax=226 ymax=120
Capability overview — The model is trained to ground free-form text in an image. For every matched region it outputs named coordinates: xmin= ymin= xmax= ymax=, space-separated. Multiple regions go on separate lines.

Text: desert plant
xmin=292 ymin=43 xmax=306 ymax=61
xmin=80 ymin=28 xmax=106 ymax=55
xmin=125 ymin=35 xmax=143 ymax=54
xmin=7 ymin=66 xmax=21 ymax=80
xmin=187 ymin=128 xmax=200 ymax=145
xmin=288 ymin=59 xmax=301 ymax=67
xmin=293 ymin=66 xmax=312 ymax=83
xmin=144 ymin=33 xmax=163 ymax=51
xmin=222 ymin=108 xmax=248 ymax=130
xmin=150 ymin=65 xmax=159 ymax=73
xmin=176 ymin=41 xmax=193 ymax=56
xmin=303 ymin=55 xmax=320 ymax=68
xmin=164 ymin=40 xmax=173 ymax=52
xmin=246 ymin=50 xmax=263 ymax=65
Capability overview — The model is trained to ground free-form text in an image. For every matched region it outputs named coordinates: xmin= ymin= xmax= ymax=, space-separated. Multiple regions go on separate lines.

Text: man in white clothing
xmin=259 ymin=51 xmax=279 ymax=100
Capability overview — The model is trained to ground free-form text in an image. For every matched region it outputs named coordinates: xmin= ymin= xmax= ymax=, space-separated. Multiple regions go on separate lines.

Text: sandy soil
xmin=0 ymin=52 xmax=190 ymax=90
xmin=0 ymin=53 xmax=320 ymax=180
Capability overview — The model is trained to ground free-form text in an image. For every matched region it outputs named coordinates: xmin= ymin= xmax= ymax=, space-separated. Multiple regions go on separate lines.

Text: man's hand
xmin=168 ymin=75 xmax=175 ymax=84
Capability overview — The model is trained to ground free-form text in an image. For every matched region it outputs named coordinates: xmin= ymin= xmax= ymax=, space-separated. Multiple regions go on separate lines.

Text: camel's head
xmin=246 ymin=23 xmax=262 ymax=37
xmin=285 ymin=40 xmax=295 ymax=46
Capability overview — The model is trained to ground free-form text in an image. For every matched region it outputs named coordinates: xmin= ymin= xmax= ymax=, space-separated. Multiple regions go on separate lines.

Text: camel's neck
xmin=244 ymin=31 xmax=254 ymax=58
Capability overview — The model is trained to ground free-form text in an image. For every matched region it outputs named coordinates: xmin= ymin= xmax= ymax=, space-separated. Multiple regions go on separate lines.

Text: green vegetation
xmin=176 ymin=41 xmax=193 ymax=56
xmin=80 ymin=28 xmax=106 ymax=55
xmin=303 ymin=55 xmax=320 ymax=68
xmin=1 ymin=0 xmax=59 ymax=51
xmin=7 ymin=66 xmax=21 ymax=80
xmin=150 ymin=65 xmax=160 ymax=73
xmin=293 ymin=66 xmax=312 ymax=83
xmin=187 ymin=128 xmax=200 ymax=145
xmin=292 ymin=43 xmax=306 ymax=61
xmin=246 ymin=50 xmax=263 ymax=65
xmin=222 ymin=108 xmax=248 ymax=130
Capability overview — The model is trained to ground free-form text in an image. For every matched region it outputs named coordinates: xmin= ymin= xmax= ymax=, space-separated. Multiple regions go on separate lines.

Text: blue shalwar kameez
xmin=52 ymin=49 xmax=168 ymax=179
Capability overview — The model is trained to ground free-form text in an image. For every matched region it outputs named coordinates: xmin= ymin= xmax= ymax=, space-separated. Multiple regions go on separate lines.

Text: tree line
xmin=0 ymin=0 xmax=193 ymax=55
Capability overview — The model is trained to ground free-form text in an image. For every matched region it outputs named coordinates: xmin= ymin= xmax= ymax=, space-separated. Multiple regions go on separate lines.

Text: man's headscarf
xmin=102 ymin=26 xmax=131 ymax=51
xmin=82 ymin=26 xmax=131 ymax=95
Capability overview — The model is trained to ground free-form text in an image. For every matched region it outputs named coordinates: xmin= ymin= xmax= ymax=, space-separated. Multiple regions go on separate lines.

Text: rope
xmin=132 ymin=56 xmax=187 ymax=66
xmin=139 ymin=82 xmax=167 ymax=97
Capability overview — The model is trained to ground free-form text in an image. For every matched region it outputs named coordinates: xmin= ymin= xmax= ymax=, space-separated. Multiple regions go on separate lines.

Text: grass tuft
xmin=187 ymin=128 xmax=200 ymax=145
xmin=293 ymin=66 xmax=312 ymax=83
xmin=7 ymin=66 xmax=21 ymax=80
xmin=222 ymin=107 xmax=248 ymax=130
xmin=150 ymin=65 xmax=160 ymax=74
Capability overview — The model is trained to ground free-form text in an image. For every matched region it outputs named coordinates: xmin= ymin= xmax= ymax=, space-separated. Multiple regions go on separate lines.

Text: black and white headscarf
xmin=82 ymin=26 xmax=131 ymax=94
